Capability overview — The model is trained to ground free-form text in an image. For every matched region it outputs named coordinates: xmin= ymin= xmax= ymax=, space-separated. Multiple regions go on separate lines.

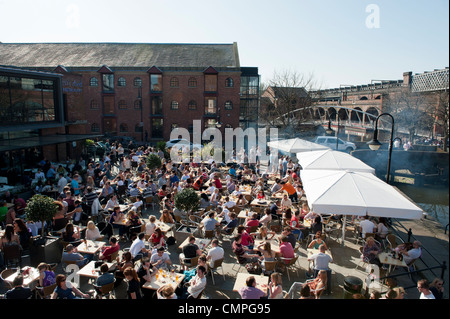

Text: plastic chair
xmin=278 ymin=254 xmax=299 ymax=281
xmin=209 ymin=258 xmax=225 ymax=285
xmin=262 ymin=260 xmax=277 ymax=276
xmin=2 ymin=244 xmax=22 ymax=268
xmin=179 ymin=255 xmax=199 ymax=271
xmin=1 ymin=268 xmax=18 ymax=290
xmin=36 ymin=283 xmax=57 ymax=299
xmin=93 ymin=279 xmax=116 ymax=299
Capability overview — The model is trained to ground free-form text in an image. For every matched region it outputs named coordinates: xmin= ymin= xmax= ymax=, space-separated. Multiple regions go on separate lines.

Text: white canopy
xmin=300 ymin=169 xmax=423 ymax=219
xmin=267 ymin=138 xmax=330 ymax=153
xmin=297 ymin=149 xmax=376 ymax=174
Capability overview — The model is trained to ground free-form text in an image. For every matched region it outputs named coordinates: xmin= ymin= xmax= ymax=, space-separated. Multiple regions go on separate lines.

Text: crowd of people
xmin=0 ymin=139 xmax=445 ymax=300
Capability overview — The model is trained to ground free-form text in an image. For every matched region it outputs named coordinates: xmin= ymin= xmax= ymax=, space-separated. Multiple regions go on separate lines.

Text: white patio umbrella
xmin=300 ymin=169 xmax=423 ymax=244
xmin=296 ymin=149 xmax=376 ymax=174
xmin=267 ymin=138 xmax=330 ymax=153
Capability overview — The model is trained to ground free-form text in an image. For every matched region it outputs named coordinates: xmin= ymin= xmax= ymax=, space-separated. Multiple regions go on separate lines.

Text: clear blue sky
xmin=0 ymin=0 xmax=448 ymax=88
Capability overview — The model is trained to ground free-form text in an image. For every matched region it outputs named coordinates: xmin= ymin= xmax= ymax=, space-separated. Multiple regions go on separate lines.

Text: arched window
xmin=188 ymin=100 xmax=197 ymax=110
xmin=118 ymin=100 xmax=127 ymax=109
xmin=188 ymin=77 xmax=197 ymax=87
xmin=171 ymin=101 xmax=179 ymax=110
xmin=117 ymin=77 xmax=126 ymax=87
xmin=225 ymin=77 xmax=234 ymax=87
xmin=89 ymin=77 xmax=98 ymax=87
xmin=224 ymin=100 xmax=233 ymax=110
xmin=134 ymin=100 xmax=141 ymax=109
xmin=134 ymin=77 xmax=142 ymax=87
xmin=119 ymin=123 xmax=128 ymax=132
xmin=90 ymin=100 xmax=99 ymax=109
xmin=360 ymin=96 xmax=368 ymax=100
xmin=170 ymin=77 xmax=179 ymax=88
xmin=91 ymin=123 xmax=100 ymax=132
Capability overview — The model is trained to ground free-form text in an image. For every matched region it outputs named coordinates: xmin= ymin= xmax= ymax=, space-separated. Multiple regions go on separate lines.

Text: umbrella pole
xmin=341 ymin=215 xmax=347 ymax=247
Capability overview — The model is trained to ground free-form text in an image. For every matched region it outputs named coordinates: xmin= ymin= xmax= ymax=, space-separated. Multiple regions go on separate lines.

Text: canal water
xmin=394 ymin=183 xmax=449 ymax=228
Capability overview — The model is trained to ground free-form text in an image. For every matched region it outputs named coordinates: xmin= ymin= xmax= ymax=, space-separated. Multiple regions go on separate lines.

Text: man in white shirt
xmin=181 ymin=265 xmax=207 ymax=299
xmin=399 ymin=241 xmax=422 ymax=265
xmin=129 ymin=233 xmax=149 ymax=260
xmin=223 ymin=197 xmax=236 ymax=209
xmin=359 ymin=216 xmax=376 ymax=239
xmin=150 ymin=247 xmax=172 ymax=270
xmin=57 ymin=174 xmax=68 ymax=193
xmin=206 ymin=239 xmax=224 ymax=268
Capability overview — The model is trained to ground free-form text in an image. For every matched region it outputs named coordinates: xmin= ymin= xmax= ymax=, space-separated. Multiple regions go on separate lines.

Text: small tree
xmin=25 ymin=194 xmax=58 ymax=237
xmin=146 ymin=153 xmax=162 ymax=170
xmin=174 ymin=188 xmax=200 ymax=217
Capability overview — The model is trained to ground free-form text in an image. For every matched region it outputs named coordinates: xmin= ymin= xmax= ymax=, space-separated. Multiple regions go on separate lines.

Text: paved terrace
xmin=1 ymin=201 xmax=447 ymax=300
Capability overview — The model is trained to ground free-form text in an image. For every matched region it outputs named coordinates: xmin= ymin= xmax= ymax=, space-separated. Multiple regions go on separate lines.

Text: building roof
xmin=0 ymin=42 xmax=240 ymax=69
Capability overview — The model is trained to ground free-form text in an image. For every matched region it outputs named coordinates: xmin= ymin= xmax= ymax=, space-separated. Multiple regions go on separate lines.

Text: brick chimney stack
xmin=403 ymin=71 xmax=412 ymax=89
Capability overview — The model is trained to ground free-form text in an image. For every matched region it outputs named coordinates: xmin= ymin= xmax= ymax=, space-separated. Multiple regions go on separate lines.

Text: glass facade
xmin=240 ymin=68 xmax=260 ymax=130
xmin=0 ymin=73 xmax=61 ymax=126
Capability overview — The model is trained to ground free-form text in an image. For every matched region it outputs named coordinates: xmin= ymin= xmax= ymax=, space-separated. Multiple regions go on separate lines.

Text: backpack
xmin=166 ymin=236 xmax=176 ymax=246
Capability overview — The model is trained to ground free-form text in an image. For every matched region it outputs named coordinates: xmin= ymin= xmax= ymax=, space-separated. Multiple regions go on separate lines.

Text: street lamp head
xmin=216 ymin=121 xmax=222 ymax=129
xmin=367 ymin=138 xmax=382 ymax=151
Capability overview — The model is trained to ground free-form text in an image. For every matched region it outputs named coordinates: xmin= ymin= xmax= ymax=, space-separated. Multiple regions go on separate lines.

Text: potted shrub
xmin=25 ymin=194 xmax=62 ymax=266
xmin=174 ymin=188 xmax=200 ymax=217
xmin=146 ymin=153 xmax=162 ymax=170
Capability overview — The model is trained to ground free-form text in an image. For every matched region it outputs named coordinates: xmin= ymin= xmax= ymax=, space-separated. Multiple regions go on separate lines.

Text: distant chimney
xmin=403 ymin=71 xmax=412 ymax=89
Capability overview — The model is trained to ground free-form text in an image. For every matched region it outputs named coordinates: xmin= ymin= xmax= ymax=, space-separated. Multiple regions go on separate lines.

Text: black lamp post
xmin=367 ymin=112 xmax=395 ymax=183
xmin=325 ymin=114 xmax=340 ymax=150
xmin=137 ymin=85 xmax=144 ymax=141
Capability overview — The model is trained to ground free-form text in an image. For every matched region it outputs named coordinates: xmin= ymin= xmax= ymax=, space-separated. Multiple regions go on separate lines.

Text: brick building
xmin=0 ymin=42 xmax=259 ymax=144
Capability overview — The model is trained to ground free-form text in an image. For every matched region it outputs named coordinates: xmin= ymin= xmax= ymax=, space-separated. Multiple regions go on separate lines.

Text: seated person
xmin=37 ymin=262 xmax=56 ymax=288
xmin=61 ymin=223 xmax=81 ymax=244
xmin=179 ymin=236 xmax=202 ymax=270
xmin=245 ymin=213 xmax=260 ymax=233
xmin=99 ymin=236 xmax=120 ymax=262
xmin=5 ymin=275 xmax=32 ymax=299
xmin=398 ymin=240 xmax=422 ymax=265
xmin=61 ymin=244 xmax=88 ymax=267
xmin=238 ymin=275 xmax=268 ymax=300
xmin=308 ymin=231 xmax=328 ymax=250
xmin=177 ymin=265 xmax=207 ymax=299
xmin=221 ymin=212 xmax=238 ymax=234
xmin=129 ymin=232 xmax=149 ymax=260
xmin=150 ymin=247 xmax=172 ymax=270
xmin=96 ymin=263 xmax=115 ymax=287
xmin=232 ymin=234 xmax=259 ymax=267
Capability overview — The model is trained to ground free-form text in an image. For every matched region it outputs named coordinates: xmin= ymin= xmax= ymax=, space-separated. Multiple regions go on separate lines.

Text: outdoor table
xmin=76 ymin=261 xmax=116 ymax=279
xmin=154 ymin=220 xmax=174 ymax=233
xmin=76 ymin=240 xmax=106 ymax=255
xmin=250 ymin=199 xmax=270 ymax=207
xmin=142 ymin=269 xmax=185 ymax=291
xmin=379 ymin=252 xmax=407 ymax=274
xmin=4 ymin=266 xmax=40 ymax=287
xmin=232 ymin=273 xmax=269 ymax=292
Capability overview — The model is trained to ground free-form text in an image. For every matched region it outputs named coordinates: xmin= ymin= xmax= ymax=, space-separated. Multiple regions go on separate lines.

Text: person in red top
xmin=290 ymin=210 xmax=304 ymax=241
xmin=99 ymin=236 xmax=120 ymax=262
xmin=245 ymin=213 xmax=260 ymax=233
xmin=237 ymin=226 xmax=254 ymax=249
xmin=213 ymin=175 xmax=222 ymax=191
